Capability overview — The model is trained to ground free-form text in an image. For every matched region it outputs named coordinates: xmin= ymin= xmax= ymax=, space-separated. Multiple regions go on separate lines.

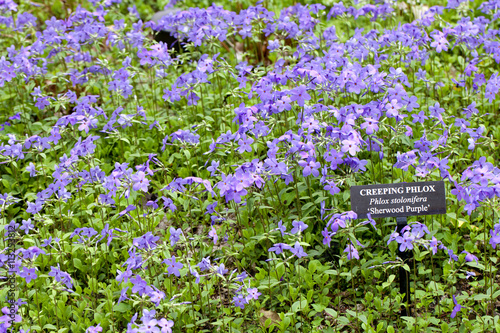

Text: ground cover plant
xmin=1 ymin=0 xmax=500 ymax=331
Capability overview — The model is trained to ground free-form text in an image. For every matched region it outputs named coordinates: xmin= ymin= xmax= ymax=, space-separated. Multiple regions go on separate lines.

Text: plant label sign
xmin=350 ymin=181 xmax=446 ymax=219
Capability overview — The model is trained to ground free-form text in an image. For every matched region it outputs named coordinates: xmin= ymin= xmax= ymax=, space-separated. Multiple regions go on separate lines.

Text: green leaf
xmin=324 ymin=269 xmax=339 ymax=275
xmin=113 ymin=303 xmax=131 ymax=312
xmin=43 ymin=324 xmax=58 ymax=330
xmin=473 ymin=293 xmax=490 ymax=301
xmin=291 ymin=299 xmax=307 ymax=313
xmin=324 ymin=308 xmax=337 ymax=318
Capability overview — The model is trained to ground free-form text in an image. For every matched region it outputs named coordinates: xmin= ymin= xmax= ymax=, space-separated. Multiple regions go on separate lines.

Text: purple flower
xmin=361 ymin=117 xmax=379 ymax=135
xmin=116 ymin=269 xmax=133 ymax=284
xmin=290 ymin=85 xmax=311 ymax=107
xmin=450 ymin=295 xmax=463 ymax=318
xmin=233 ymin=293 xmax=248 ymax=309
xmin=412 ymin=110 xmax=428 ymax=124
xmin=431 ymin=31 xmax=449 ymax=53
xmin=276 ymin=220 xmax=286 ymax=237
xmin=298 ymin=157 xmax=320 ymax=177
xmin=20 ymin=267 xmax=37 ymax=284
xmin=341 ymin=140 xmax=360 ymax=156
xmin=119 ymin=204 xmax=136 ymax=217
xmin=216 ymin=263 xmax=228 ymax=276
xmin=322 ymin=228 xmax=332 ymax=247
xmin=344 ymin=244 xmax=359 ymax=260
xmin=19 ymin=218 xmax=34 ymax=234
xmin=130 ymin=275 xmax=152 ymax=297
xmin=268 ymin=243 xmax=291 ymax=255
xmin=197 ymin=257 xmax=212 ymax=272
xmin=169 ymin=227 xmax=182 ymax=247
xmin=26 ymin=162 xmax=37 ymax=177
xmin=163 ymin=256 xmax=183 ymax=277
xmin=158 ymin=319 xmax=174 ymax=333
xmin=131 ymin=171 xmax=149 ymax=192
xmin=490 ymin=228 xmax=500 ymax=249
xmin=133 ymin=232 xmax=159 ymax=250
xmin=237 ymin=135 xmax=254 ymax=153
xmin=207 ymin=160 xmax=220 ymax=176
xmin=290 ymin=242 xmax=308 ymax=258
xmin=208 ymin=226 xmax=218 ymax=244
xmin=462 ymin=251 xmax=478 ymax=263
xmin=396 ymin=231 xmax=415 ymax=252
xmin=86 ymin=324 xmax=103 ymax=333
xmin=246 ymin=287 xmax=261 ymax=301
xmin=117 ymin=287 xmax=130 ymax=304
xmin=290 ymin=220 xmax=308 ymax=234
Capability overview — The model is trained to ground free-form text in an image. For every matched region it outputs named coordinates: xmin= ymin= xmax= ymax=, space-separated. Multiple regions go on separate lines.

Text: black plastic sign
xmin=350 ymin=181 xmax=446 ymax=219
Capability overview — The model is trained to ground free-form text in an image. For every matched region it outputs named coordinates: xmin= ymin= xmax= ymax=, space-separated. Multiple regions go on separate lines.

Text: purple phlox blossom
xmin=490 ymin=221 xmax=500 ymax=249
xmin=246 ymin=287 xmax=261 ymax=301
xmin=427 ymin=237 xmax=439 ymax=255
xmin=463 ymin=102 xmax=478 ymax=119
xmin=360 ymin=117 xmax=379 ymax=135
xmin=237 ymin=135 xmax=254 ymax=153
xmin=26 ymin=162 xmax=37 ymax=177
xmin=163 ymin=256 xmax=183 ymax=277
xmin=116 ymin=268 xmax=133 ymax=284
xmin=130 ymin=275 xmax=153 ymax=296
xmin=19 ymin=218 xmax=34 ymax=234
xmin=290 ymin=241 xmax=307 ymax=258
xmin=341 ymin=139 xmax=360 ymax=156
xmin=133 ymin=232 xmax=160 ymax=250
xmin=410 ymin=222 xmax=429 ymax=239
xmin=429 ymin=102 xmax=445 ymax=122
xmin=275 ymin=220 xmax=286 ymax=237
xmin=233 ymin=293 xmax=248 ymax=309
xmin=385 ymin=99 xmax=401 ymax=118
xmin=406 ymin=95 xmax=420 ymax=112
xmin=290 ymin=85 xmax=311 ymax=107
xmin=396 ymin=231 xmax=415 ymax=252
xmin=205 ymin=202 xmax=219 ymax=216
xmin=169 ymin=227 xmax=183 ymax=246
xmin=412 ymin=110 xmax=428 ymax=124
xmin=148 ymin=285 xmax=166 ymax=307
xmin=215 ymin=263 xmax=228 ymax=276
xmin=450 ymin=295 xmax=463 ymax=318
xmin=4 ymin=220 xmax=19 ymax=237
xmin=290 ymin=220 xmax=308 ymax=234
xmin=86 ymin=324 xmax=103 ymax=333
xmin=208 ymin=226 xmax=218 ymax=244
xmin=197 ymin=257 xmax=212 ymax=272
xmin=235 ymin=271 xmax=248 ymax=283
xmin=131 ymin=171 xmax=149 ymax=192
xmin=22 ymin=246 xmax=45 ymax=260
xmin=99 ymin=223 xmax=127 ymax=246
xmin=298 ymin=157 xmax=320 ymax=177
xmin=394 ymin=150 xmax=418 ymax=171
xmin=358 ymin=213 xmax=376 ymax=229
xmin=462 ymin=251 xmax=478 ymax=263
xmin=0 ymin=306 xmax=21 ymax=327
xmin=160 ymin=196 xmax=177 ymax=212
xmin=447 ymin=248 xmax=459 ymax=263
xmin=158 ymin=318 xmax=174 ymax=333
xmin=20 ymin=266 xmax=37 ymax=284
xmin=268 ymin=243 xmax=291 ymax=255
xmin=322 ymin=227 xmax=332 ymax=247
xmin=207 ymin=160 xmax=220 ymax=176
xmin=119 ymin=204 xmax=137 ymax=217
xmin=48 ymin=264 xmax=74 ymax=290
xmin=431 ymin=31 xmax=449 ymax=53
xmin=344 ymin=243 xmax=359 ymax=260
